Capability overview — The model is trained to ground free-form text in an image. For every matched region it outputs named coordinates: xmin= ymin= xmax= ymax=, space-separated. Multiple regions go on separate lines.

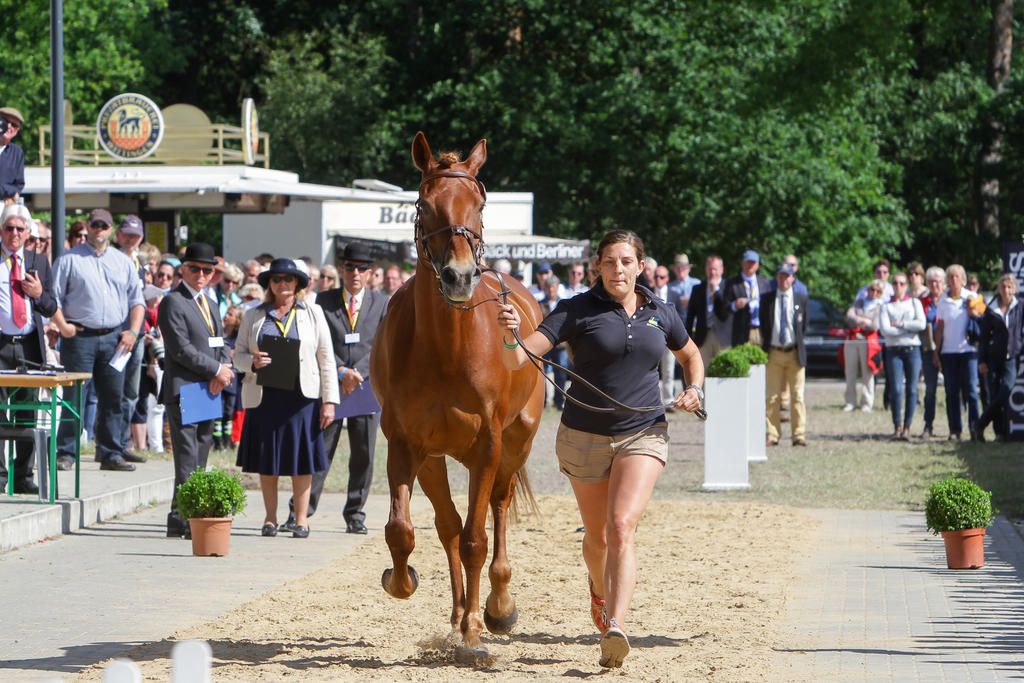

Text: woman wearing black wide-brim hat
xmin=234 ymin=257 xmax=339 ymax=538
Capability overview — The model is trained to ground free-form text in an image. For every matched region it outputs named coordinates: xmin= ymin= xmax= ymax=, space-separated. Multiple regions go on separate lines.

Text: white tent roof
xmin=24 ymin=165 xmax=395 ymax=200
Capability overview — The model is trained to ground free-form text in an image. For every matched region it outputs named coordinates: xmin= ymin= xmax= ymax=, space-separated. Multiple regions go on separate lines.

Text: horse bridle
xmin=415 ymin=171 xmax=488 ymax=285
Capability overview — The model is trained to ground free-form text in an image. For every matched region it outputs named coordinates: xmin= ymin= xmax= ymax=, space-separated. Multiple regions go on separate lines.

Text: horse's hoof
xmin=484 ymin=604 xmax=518 ymax=634
xmin=455 ymin=643 xmax=495 ymax=666
xmin=381 ymin=565 xmax=419 ymax=598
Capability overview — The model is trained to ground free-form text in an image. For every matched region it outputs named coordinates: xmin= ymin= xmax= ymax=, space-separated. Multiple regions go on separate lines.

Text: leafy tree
xmin=0 ymin=0 xmax=181 ymax=164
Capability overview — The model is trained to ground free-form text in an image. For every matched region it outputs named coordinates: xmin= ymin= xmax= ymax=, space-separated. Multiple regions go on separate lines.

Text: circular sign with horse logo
xmin=96 ymin=93 xmax=165 ymax=160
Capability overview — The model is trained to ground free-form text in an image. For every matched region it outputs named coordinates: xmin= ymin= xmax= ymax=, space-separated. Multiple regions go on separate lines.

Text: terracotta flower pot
xmin=188 ymin=517 xmax=233 ymax=557
xmin=940 ymin=528 xmax=986 ymax=569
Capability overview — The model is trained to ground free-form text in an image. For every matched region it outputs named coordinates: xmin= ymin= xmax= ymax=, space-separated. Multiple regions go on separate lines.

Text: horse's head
xmin=412 ymin=131 xmax=487 ymax=303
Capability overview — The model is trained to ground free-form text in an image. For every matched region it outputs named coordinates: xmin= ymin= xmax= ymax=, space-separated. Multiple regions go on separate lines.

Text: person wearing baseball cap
xmin=0 ymin=106 xmax=26 ymax=206
xmin=721 ymin=249 xmax=770 ymax=347
xmin=113 ymin=214 xmax=150 ymax=465
xmin=50 ymin=208 xmax=147 ymax=472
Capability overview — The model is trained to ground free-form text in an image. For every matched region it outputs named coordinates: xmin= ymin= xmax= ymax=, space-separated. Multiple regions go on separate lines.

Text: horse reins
xmin=416 ymin=170 xmax=707 ymax=420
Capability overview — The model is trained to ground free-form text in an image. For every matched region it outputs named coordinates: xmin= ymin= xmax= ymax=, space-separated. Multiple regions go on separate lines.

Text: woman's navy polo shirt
xmin=536 ymin=282 xmax=689 ymax=436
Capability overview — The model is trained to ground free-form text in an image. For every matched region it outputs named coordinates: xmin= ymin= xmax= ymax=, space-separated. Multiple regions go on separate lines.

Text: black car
xmin=805 ymin=295 xmax=847 ymax=376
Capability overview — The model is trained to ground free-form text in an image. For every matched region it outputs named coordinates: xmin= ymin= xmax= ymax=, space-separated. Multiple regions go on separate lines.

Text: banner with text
xmin=1002 ymin=241 xmax=1024 ymax=441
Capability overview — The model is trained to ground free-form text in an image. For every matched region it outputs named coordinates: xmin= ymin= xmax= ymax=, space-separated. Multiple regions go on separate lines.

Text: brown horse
xmin=370 ymin=132 xmax=544 ymax=655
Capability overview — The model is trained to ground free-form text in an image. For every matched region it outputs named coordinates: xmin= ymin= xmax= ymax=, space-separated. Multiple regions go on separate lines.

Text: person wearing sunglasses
xmin=215 ymin=263 xmax=244 ymax=318
xmin=879 ymin=272 xmax=926 ymax=440
xmin=157 ymin=242 xmax=236 ymax=538
xmin=50 ymin=208 xmax=147 ymax=473
xmin=26 ymin=219 xmax=52 ymax=263
xmin=234 ymin=257 xmax=339 ymax=538
xmin=0 ymin=106 xmax=26 ymax=207
xmin=67 ymin=220 xmax=89 ymax=249
xmin=281 ymin=243 xmax=387 ymax=536
xmin=0 ymin=204 xmax=56 ymax=494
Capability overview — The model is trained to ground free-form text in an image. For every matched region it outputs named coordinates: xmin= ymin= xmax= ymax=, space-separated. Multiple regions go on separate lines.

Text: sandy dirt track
xmin=79 ymin=494 xmax=816 ymax=681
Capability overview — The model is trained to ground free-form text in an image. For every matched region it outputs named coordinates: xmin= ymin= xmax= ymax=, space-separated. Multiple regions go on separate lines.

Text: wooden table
xmin=0 ymin=371 xmax=92 ymax=503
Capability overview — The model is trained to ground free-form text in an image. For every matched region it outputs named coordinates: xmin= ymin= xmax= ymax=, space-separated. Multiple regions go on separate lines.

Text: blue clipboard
xmin=180 ymin=381 xmax=222 ymax=425
xmin=336 ymin=378 xmax=381 ymax=418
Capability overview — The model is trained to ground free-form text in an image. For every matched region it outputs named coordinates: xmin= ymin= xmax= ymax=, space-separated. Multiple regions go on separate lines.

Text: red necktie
xmin=11 ymin=253 xmax=26 ymax=328
xmin=349 ymin=295 xmax=358 ymax=328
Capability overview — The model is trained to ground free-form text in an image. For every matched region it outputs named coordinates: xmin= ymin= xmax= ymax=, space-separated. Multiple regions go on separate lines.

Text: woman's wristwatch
xmin=684 ymin=384 xmax=704 ymax=402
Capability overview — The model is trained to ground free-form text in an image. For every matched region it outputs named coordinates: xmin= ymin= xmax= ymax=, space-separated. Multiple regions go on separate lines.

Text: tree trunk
xmin=979 ymin=0 xmax=1013 ymax=238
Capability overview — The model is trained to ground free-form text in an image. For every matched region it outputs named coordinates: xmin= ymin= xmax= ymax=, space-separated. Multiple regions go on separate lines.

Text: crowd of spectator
xmin=529 ymin=251 xmax=1023 ymax=448
xmin=0 ymin=201 xmax=414 ymax=496
xmin=841 ymin=258 xmax=1022 ymax=443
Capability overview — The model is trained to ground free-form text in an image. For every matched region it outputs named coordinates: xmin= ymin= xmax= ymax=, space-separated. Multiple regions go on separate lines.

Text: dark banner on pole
xmin=1002 ymin=242 xmax=1024 ymax=441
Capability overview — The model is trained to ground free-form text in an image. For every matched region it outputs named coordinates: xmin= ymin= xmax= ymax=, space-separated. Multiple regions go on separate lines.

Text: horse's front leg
xmin=382 ymin=436 xmax=424 ymax=599
xmin=459 ymin=433 xmax=502 ymax=650
xmin=484 ymin=464 xmax=518 ymax=634
xmin=417 ymin=456 xmax=466 ymax=635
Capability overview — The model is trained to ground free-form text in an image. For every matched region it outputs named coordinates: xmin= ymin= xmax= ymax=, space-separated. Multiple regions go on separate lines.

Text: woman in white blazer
xmin=234 ymin=258 xmax=340 ymax=538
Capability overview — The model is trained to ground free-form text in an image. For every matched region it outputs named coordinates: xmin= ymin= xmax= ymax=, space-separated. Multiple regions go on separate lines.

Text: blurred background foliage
xmin=1 ymin=0 xmax=1021 ymax=304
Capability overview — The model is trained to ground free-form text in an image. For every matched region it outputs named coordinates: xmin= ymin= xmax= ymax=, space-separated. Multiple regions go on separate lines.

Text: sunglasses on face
xmin=223 ymin=279 xmax=239 ymax=285
xmin=320 ymin=274 xmax=336 ymax=281
xmin=89 ymin=221 xmax=111 ymax=229
xmin=155 ymin=272 xmax=173 ymax=280
xmin=271 ymin=275 xmax=295 ymax=283
xmin=70 ymin=232 xmax=87 ymax=240
xmin=186 ymin=265 xmax=215 ymax=275
xmin=3 ymin=119 xmax=19 ymax=130
xmin=893 ymin=280 xmax=908 ymax=286
xmin=655 ymin=274 xmax=669 ymax=279
xmin=342 ymin=263 xmax=370 ymax=272
xmin=2 ymin=224 xmax=27 ymax=233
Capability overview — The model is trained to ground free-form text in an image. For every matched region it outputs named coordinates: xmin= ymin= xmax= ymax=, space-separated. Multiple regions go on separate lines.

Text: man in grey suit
xmin=157 ymin=243 xmax=234 ymax=537
xmin=284 ymin=243 xmax=388 ymax=534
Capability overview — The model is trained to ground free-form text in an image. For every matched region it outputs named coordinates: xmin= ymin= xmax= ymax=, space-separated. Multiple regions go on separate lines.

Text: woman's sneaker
xmin=590 ymin=579 xmax=608 ymax=634
xmin=599 ymin=619 xmax=630 ymax=668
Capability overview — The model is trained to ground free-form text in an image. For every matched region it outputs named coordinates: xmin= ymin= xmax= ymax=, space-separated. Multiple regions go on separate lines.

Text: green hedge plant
xmin=706 ymin=347 xmax=751 ymax=378
xmin=176 ymin=468 xmax=248 ymax=519
xmin=925 ymin=476 xmax=996 ymax=534
xmin=733 ymin=343 xmax=768 ymax=366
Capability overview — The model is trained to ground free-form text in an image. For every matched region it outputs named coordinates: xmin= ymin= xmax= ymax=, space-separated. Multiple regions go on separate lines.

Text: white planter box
xmin=703 ymin=375 xmax=751 ymax=490
xmin=748 ymin=364 xmax=767 ymax=462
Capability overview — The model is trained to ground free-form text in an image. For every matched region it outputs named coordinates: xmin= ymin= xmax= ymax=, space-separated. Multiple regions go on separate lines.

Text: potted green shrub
xmin=925 ymin=476 xmax=996 ymax=569
xmin=703 ymin=347 xmax=752 ymax=490
xmin=176 ymin=468 xmax=248 ymax=557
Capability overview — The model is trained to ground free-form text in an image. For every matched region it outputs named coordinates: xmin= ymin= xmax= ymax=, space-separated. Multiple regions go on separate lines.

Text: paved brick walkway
xmin=775 ymin=510 xmax=1024 ymax=682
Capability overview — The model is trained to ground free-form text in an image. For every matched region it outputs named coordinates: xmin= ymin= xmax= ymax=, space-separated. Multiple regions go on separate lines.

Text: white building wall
xmin=223 ymin=201 xmax=326 ymax=265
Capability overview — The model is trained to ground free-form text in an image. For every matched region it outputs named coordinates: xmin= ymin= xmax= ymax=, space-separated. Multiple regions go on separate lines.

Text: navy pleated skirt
xmin=236 ymin=386 xmax=328 ymax=476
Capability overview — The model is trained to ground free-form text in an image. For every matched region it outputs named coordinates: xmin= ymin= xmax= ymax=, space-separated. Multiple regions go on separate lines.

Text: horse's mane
xmin=437 ymin=151 xmax=462 ymax=168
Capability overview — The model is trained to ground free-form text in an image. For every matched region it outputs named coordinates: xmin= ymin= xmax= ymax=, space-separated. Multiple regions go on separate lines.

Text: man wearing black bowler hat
xmin=0 ymin=205 xmax=56 ymax=493
xmin=283 ymin=243 xmax=388 ymax=534
xmin=157 ymin=243 xmax=234 ymax=537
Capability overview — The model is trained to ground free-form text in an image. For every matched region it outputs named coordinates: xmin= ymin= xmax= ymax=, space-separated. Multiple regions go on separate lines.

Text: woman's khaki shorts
xmin=555 ymin=422 xmax=669 ymax=483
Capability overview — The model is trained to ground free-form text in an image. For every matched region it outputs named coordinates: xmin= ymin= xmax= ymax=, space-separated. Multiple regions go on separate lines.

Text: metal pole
xmin=50 ymin=0 xmax=65 ymax=259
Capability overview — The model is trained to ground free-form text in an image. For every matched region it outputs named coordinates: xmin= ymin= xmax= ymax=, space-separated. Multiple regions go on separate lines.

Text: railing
xmin=38 ymin=124 xmax=270 ymax=167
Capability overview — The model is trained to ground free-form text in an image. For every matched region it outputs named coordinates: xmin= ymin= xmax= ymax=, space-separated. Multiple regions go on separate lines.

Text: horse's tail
xmin=509 ymin=464 xmax=538 ymax=522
